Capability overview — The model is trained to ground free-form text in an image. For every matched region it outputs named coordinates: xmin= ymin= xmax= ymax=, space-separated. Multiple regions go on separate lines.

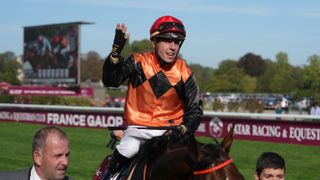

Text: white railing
xmin=1 ymin=103 xmax=319 ymax=122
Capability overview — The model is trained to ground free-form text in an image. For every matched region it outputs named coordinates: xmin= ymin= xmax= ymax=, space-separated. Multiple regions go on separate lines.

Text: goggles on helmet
xmin=150 ymin=16 xmax=186 ymax=40
xmin=158 ymin=22 xmax=185 ymax=33
xmin=155 ymin=32 xmax=185 ymax=41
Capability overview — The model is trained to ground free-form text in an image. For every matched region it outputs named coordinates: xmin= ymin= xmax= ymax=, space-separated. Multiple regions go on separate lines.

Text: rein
xmin=193 ymin=159 xmax=233 ymax=175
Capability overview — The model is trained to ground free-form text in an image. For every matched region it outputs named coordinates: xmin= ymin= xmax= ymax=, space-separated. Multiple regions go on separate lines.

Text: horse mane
xmin=139 ymin=134 xmax=188 ymax=160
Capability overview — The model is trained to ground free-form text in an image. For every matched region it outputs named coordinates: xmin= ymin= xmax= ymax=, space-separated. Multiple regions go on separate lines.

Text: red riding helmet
xmin=150 ymin=15 xmax=186 ymax=40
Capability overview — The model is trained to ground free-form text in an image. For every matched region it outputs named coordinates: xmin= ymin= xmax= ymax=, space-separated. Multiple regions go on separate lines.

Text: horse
xmin=93 ymin=125 xmax=244 ymax=180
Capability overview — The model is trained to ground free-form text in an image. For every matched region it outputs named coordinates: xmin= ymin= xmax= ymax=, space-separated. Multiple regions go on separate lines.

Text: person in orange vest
xmin=101 ymin=15 xmax=203 ymax=178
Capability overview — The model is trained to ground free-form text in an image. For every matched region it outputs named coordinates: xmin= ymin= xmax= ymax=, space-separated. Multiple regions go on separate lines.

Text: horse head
xmin=126 ymin=124 xmax=244 ymax=180
xmin=193 ymin=124 xmax=245 ymax=180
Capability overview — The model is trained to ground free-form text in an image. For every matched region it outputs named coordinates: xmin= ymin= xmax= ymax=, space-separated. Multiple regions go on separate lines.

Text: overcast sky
xmin=1 ymin=0 xmax=320 ymax=68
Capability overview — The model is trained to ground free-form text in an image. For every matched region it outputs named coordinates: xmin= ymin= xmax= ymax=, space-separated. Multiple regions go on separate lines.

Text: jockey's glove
xmin=110 ymin=25 xmax=128 ymax=64
xmin=164 ymin=124 xmax=188 ymax=139
xmin=177 ymin=124 xmax=188 ymax=135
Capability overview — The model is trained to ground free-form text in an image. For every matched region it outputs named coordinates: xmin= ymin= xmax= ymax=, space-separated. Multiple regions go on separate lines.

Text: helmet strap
xmin=178 ymin=40 xmax=184 ymax=50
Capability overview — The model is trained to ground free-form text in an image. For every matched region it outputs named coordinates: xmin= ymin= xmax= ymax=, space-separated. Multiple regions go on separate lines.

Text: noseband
xmin=193 ymin=159 xmax=233 ymax=175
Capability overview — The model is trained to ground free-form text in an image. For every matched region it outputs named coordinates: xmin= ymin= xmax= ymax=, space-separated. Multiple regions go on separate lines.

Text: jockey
xmin=102 ymin=15 xmax=203 ymax=179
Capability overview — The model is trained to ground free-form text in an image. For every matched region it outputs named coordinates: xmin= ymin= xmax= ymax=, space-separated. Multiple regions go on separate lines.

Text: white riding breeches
xmin=116 ymin=125 xmax=166 ymax=158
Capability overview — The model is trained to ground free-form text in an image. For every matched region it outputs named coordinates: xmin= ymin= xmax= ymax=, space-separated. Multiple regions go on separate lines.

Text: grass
xmin=0 ymin=122 xmax=319 ymax=180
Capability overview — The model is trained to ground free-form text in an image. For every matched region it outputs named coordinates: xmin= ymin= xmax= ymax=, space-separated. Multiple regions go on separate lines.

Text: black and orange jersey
xmin=102 ymin=52 xmax=202 ymax=133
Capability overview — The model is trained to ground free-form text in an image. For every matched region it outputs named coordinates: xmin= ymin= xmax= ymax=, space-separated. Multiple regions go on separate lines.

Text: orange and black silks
xmin=102 ymin=52 xmax=202 ymax=133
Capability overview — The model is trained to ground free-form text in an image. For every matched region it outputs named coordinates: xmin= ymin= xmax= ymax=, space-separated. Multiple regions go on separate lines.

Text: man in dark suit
xmin=0 ymin=126 xmax=72 ymax=180
xmin=0 ymin=168 xmax=31 ymax=180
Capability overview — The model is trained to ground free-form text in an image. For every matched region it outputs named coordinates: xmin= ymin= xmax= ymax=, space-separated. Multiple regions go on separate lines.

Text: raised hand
xmin=110 ymin=23 xmax=130 ymax=63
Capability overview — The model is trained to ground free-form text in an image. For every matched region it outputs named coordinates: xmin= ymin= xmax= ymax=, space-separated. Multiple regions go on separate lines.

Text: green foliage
xmin=105 ymin=89 xmax=126 ymax=97
xmin=237 ymin=52 xmax=266 ymax=77
xmin=80 ymin=51 xmax=104 ymax=82
xmin=242 ymin=75 xmax=257 ymax=93
xmin=0 ymin=52 xmax=21 ymax=85
xmin=80 ymin=40 xmax=153 ymax=83
xmin=256 ymin=60 xmax=276 ymax=92
xmin=122 ymin=39 xmax=153 ymax=58
xmin=303 ymin=54 xmax=320 ymax=94
xmin=61 ymin=97 xmax=93 ymax=106
xmin=131 ymin=39 xmax=153 ymax=53
xmin=121 ymin=38 xmax=132 ymax=58
xmin=243 ymin=98 xmax=264 ymax=113
xmin=2 ymin=46 xmax=320 ymax=101
xmin=227 ymin=100 xmax=240 ymax=112
xmin=0 ymin=95 xmax=14 ymax=103
xmin=208 ymin=60 xmax=257 ymax=92
xmin=189 ymin=63 xmax=215 ymax=92
xmin=269 ymin=52 xmax=298 ymax=93
xmin=212 ymin=100 xmax=224 ymax=111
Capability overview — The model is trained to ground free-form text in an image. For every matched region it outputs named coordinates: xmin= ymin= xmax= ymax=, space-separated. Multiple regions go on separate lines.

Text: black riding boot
xmin=103 ymin=149 xmax=130 ymax=180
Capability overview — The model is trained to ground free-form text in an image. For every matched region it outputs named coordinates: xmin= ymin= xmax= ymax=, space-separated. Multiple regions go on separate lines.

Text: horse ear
xmin=221 ymin=124 xmax=234 ymax=154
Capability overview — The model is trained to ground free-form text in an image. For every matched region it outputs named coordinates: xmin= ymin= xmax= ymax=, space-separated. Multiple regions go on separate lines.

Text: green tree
xmin=189 ymin=63 xmax=215 ymax=92
xmin=208 ymin=59 xmax=256 ymax=92
xmin=270 ymin=52 xmax=297 ymax=93
xmin=121 ymin=38 xmax=132 ymax=58
xmin=237 ymin=52 xmax=266 ymax=77
xmin=0 ymin=51 xmax=21 ymax=85
xmin=122 ymin=39 xmax=153 ymax=58
xmin=303 ymin=54 xmax=320 ymax=96
xmin=80 ymin=51 xmax=104 ymax=82
xmin=131 ymin=39 xmax=153 ymax=53
xmin=256 ymin=60 xmax=276 ymax=92
xmin=242 ymin=75 xmax=256 ymax=93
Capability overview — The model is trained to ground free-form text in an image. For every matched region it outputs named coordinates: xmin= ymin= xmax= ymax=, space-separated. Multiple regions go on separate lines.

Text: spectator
xmin=310 ymin=101 xmax=320 ymax=116
xmin=255 ymin=152 xmax=285 ymax=180
xmin=0 ymin=126 xmax=72 ymax=180
xmin=297 ymin=98 xmax=306 ymax=115
xmin=274 ymin=103 xmax=283 ymax=120
xmin=280 ymin=97 xmax=289 ymax=114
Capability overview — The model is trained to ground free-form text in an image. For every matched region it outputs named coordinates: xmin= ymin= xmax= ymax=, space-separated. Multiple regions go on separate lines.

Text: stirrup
xmin=104 ymin=171 xmax=119 ymax=180
xmin=110 ymin=173 xmax=120 ymax=180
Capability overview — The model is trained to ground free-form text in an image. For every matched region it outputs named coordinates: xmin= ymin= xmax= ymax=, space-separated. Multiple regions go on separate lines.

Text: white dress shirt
xmin=30 ymin=166 xmax=41 ymax=180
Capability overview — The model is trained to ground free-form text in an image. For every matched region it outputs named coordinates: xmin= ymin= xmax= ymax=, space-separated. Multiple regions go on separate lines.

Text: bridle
xmin=193 ymin=159 xmax=233 ymax=175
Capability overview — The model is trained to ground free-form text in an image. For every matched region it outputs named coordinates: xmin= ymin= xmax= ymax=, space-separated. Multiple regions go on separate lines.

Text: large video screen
xmin=23 ymin=23 xmax=79 ymax=84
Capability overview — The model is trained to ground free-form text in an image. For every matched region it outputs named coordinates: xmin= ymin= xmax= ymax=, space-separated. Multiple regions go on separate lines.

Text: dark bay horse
xmin=93 ymin=126 xmax=244 ymax=180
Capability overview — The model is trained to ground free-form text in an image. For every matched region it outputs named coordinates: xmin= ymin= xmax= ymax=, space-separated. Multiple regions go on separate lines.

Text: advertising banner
xmin=0 ymin=109 xmax=124 ymax=128
xmin=0 ymin=105 xmax=319 ymax=146
xmin=197 ymin=116 xmax=320 ymax=146
xmin=23 ymin=23 xmax=79 ymax=84
xmin=7 ymin=86 xmax=93 ymax=98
